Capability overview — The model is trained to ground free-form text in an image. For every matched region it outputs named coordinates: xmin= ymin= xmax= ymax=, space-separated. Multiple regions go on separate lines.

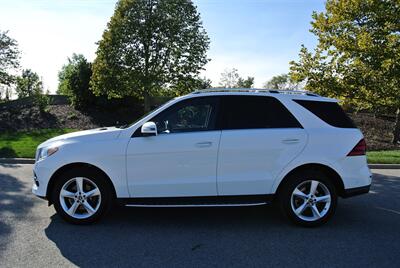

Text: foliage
xmin=264 ymin=73 xmax=302 ymax=90
xmin=15 ymin=69 xmax=48 ymax=111
xmin=91 ymin=0 xmax=210 ymax=110
xmin=168 ymin=76 xmax=212 ymax=96
xmin=0 ymin=30 xmax=20 ymax=100
xmin=15 ymin=69 xmax=43 ymax=98
xmin=219 ymin=68 xmax=239 ymax=88
xmin=237 ymin=76 xmax=254 ymax=88
xmin=34 ymin=93 xmax=50 ymax=112
xmin=219 ymin=68 xmax=254 ymax=88
xmin=289 ymin=0 xmax=400 ymax=143
xmin=58 ymin=54 xmax=95 ymax=109
xmin=0 ymin=129 xmax=76 ymax=158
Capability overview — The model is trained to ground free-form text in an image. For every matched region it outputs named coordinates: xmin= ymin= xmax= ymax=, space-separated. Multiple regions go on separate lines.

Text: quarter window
xmin=294 ymin=99 xmax=356 ymax=128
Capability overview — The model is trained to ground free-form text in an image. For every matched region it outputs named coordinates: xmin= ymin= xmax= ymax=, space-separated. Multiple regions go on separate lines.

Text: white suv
xmin=32 ymin=89 xmax=372 ymax=226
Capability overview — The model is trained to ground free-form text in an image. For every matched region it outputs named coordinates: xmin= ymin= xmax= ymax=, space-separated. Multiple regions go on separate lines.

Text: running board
xmin=118 ymin=194 xmax=273 ymax=207
xmin=125 ymin=202 xmax=267 ymax=208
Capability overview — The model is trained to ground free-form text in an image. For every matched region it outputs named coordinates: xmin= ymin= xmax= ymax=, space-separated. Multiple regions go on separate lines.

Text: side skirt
xmin=117 ymin=194 xmax=274 ymax=208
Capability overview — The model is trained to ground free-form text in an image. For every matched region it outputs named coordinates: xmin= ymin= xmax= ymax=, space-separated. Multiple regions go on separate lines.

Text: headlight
xmin=37 ymin=146 xmax=59 ymax=161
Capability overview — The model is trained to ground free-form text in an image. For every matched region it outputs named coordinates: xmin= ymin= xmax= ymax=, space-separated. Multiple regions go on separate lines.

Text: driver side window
xmin=152 ymin=97 xmax=219 ymax=134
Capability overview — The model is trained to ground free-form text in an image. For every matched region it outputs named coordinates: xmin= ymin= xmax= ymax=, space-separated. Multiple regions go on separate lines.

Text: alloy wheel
xmin=290 ymin=180 xmax=331 ymax=222
xmin=59 ymin=177 xmax=102 ymax=219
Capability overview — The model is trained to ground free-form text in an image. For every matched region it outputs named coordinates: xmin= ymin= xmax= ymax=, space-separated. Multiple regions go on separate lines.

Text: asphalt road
xmin=0 ymin=164 xmax=399 ymax=268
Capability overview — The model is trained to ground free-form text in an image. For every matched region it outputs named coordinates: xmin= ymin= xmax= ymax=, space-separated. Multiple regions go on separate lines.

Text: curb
xmin=0 ymin=158 xmax=35 ymax=164
xmin=0 ymin=158 xmax=400 ymax=169
xmin=368 ymin=164 xmax=400 ymax=169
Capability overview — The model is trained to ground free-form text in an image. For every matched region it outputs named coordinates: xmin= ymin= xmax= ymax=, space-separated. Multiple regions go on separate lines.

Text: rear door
xmin=217 ymin=95 xmax=307 ymax=195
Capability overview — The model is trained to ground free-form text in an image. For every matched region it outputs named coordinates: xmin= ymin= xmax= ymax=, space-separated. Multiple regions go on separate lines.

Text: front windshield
xmin=117 ymin=98 xmax=178 ymax=129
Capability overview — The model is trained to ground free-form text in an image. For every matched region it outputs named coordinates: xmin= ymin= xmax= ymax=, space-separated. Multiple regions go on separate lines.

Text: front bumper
xmin=32 ymin=162 xmax=53 ymax=198
xmin=342 ymin=184 xmax=371 ymax=198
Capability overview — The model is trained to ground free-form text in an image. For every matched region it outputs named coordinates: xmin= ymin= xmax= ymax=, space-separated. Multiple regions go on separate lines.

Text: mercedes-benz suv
xmin=32 ymin=89 xmax=372 ymax=226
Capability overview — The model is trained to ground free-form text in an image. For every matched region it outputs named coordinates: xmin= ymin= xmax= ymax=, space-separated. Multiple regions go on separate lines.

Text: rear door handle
xmin=282 ymin=138 xmax=300 ymax=144
xmin=195 ymin=141 xmax=212 ymax=148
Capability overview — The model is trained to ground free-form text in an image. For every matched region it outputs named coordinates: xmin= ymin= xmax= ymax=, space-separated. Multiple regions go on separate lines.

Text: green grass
xmin=367 ymin=150 xmax=400 ymax=164
xmin=0 ymin=129 xmax=77 ymax=158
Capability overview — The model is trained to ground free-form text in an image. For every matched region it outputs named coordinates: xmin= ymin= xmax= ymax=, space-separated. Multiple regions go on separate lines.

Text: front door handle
xmin=282 ymin=138 xmax=300 ymax=144
xmin=195 ymin=141 xmax=212 ymax=148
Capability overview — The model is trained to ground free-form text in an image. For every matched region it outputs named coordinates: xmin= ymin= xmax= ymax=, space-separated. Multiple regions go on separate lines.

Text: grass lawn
xmin=0 ymin=129 xmax=77 ymax=158
xmin=367 ymin=150 xmax=400 ymax=164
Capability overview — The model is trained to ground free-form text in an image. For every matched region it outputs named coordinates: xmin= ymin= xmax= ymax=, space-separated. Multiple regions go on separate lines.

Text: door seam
xmin=215 ymin=130 xmax=223 ymax=195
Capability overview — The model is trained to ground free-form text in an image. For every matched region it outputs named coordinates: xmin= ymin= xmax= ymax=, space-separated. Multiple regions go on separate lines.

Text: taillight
xmin=347 ymin=138 xmax=366 ymax=156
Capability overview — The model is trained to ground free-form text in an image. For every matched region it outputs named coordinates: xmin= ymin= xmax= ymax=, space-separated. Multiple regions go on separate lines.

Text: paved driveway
xmin=0 ymin=164 xmax=399 ymax=268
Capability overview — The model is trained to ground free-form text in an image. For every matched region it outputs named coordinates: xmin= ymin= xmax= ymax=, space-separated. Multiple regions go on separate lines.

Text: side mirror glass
xmin=141 ymin=121 xmax=157 ymax=136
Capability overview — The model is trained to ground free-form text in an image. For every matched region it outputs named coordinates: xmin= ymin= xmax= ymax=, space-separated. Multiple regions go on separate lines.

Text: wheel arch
xmin=46 ymin=162 xmax=117 ymax=204
xmin=275 ymin=163 xmax=345 ymax=198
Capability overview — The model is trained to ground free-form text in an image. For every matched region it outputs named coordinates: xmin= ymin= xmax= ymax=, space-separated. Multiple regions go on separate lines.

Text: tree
xmin=219 ymin=68 xmax=254 ymax=88
xmin=15 ymin=69 xmax=43 ymax=98
xmin=196 ymin=76 xmax=212 ymax=89
xmin=58 ymin=54 xmax=94 ymax=109
xmin=91 ymin=0 xmax=210 ymax=111
xmin=289 ymin=0 xmax=400 ymax=144
xmin=264 ymin=73 xmax=302 ymax=90
xmin=219 ymin=68 xmax=239 ymax=88
xmin=237 ymin=76 xmax=254 ymax=88
xmin=0 ymin=30 xmax=20 ymax=100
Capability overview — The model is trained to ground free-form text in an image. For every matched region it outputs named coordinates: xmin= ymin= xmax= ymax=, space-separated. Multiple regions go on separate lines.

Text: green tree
xmin=15 ymin=69 xmax=43 ymax=98
xmin=237 ymin=76 xmax=254 ymax=88
xmin=58 ymin=54 xmax=94 ymax=109
xmin=0 ymin=30 xmax=20 ymax=100
xmin=290 ymin=0 xmax=400 ymax=144
xmin=264 ymin=73 xmax=302 ymax=90
xmin=91 ymin=0 xmax=210 ymax=111
xmin=169 ymin=76 xmax=212 ymax=95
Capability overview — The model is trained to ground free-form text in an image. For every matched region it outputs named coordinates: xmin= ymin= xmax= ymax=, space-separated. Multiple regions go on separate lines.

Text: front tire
xmin=52 ymin=168 xmax=113 ymax=224
xmin=279 ymin=170 xmax=337 ymax=227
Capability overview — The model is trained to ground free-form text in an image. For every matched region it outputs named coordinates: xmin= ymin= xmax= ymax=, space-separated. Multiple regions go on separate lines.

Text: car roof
xmin=190 ymin=88 xmax=337 ymax=102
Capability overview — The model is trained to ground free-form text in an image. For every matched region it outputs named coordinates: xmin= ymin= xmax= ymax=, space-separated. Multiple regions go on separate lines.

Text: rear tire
xmin=279 ymin=170 xmax=337 ymax=227
xmin=52 ymin=167 xmax=113 ymax=224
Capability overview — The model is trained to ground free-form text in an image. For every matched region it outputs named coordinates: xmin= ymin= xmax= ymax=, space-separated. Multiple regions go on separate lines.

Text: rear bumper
xmin=342 ymin=184 xmax=370 ymax=198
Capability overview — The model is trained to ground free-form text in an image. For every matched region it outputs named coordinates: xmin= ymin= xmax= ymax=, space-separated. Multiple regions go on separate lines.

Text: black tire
xmin=52 ymin=167 xmax=113 ymax=225
xmin=278 ymin=170 xmax=337 ymax=227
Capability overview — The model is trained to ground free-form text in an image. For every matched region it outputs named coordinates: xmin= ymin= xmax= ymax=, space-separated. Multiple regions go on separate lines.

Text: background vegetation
xmin=0 ymin=0 xmax=399 ymax=162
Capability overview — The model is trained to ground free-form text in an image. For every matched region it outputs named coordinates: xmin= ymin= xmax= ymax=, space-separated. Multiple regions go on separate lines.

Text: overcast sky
xmin=0 ymin=0 xmax=324 ymax=92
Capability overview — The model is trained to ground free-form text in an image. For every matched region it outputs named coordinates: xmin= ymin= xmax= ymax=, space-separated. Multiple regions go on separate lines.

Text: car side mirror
xmin=141 ymin=121 xmax=157 ymax=136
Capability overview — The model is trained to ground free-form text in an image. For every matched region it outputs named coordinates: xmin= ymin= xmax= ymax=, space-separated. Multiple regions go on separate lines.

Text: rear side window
xmin=221 ymin=96 xmax=302 ymax=130
xmin=294 ymin=100 xmax=356 ymax=128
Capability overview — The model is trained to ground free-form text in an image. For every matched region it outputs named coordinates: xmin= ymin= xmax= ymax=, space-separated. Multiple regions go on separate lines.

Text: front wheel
xmin=279 ymin=170 xmax=337 ymax=227
xmin=52 ymin=168 xmax=112 ymax=224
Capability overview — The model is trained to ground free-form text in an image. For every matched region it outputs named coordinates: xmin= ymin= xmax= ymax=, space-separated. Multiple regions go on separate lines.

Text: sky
xmin=0 ymin=0 xmax=325 ymax=93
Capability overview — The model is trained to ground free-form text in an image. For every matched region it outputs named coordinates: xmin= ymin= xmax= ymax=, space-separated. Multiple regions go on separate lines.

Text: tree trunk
xmin=392 ymin=108 xmax=400 ymax=144
xmin=144 ymin=91 xmax=151 ymax=113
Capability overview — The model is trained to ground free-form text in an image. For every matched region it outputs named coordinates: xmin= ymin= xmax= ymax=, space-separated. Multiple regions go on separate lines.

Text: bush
xmin=34 ymin=94 xmax=49 ymax=112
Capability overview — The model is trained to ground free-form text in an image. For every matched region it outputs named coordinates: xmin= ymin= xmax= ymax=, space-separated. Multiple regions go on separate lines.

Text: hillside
xmin=0 ymin=95 xmax=399 ymax=151
xmin=0 ymin=95 xmax=142 ymax=132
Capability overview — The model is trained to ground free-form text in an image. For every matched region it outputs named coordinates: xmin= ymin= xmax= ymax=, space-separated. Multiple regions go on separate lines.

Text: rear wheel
xmin=52 ymin=168 xmax=113 ymax=224
xmin=279 ymin=170 xmax=337 ymax=227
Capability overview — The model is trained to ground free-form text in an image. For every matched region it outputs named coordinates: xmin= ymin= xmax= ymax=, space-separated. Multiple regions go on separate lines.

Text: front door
xmin=126 ymin=96 xmax=221 ymax=197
